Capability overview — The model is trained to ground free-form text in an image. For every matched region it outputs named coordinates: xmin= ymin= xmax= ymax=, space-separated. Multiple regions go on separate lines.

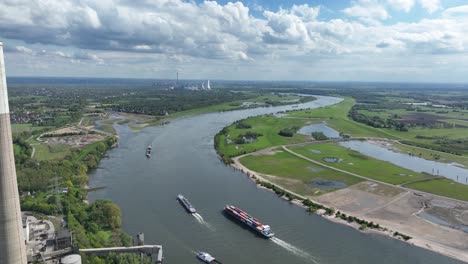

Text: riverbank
xmin=231 ymin=153 xmax=468 ymax=263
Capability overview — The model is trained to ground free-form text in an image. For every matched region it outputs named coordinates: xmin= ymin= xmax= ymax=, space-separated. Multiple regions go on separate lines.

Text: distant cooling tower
xmin=0 ymin=42 xmax=27 ymax=263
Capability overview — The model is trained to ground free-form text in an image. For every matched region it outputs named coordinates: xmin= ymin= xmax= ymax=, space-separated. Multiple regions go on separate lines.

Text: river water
xmin=89 ymin=96 xmax=463 ymax=264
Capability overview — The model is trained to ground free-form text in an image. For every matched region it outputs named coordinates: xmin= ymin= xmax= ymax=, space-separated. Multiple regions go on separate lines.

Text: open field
xmin=216 ymin=115 xmax=312 ymax=158
xmin=288 ymin=143 xmax=430 ymax=185
xmin=33 ymin=143 xmax=72 ymax=161
xmin=12 ymin=123 xmax=50 ymax=135
xmin=405 ymin=178 xmax=468 ymax=201
xmin=239 ymin=149 xmax=363 ymax=196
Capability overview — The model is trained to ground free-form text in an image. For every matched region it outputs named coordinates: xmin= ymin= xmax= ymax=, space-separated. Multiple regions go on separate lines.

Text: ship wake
xmin=193 ymin=213 xmax=214 ymax=230
xmin=193 ymin=213 xmax=204 ymax=223
xmin=270 ymin=237 xmax=319 ymax=263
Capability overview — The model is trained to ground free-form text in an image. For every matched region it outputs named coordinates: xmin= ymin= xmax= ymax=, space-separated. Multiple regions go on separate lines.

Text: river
xmin=89 ymin=96 xmax=463 ymax=264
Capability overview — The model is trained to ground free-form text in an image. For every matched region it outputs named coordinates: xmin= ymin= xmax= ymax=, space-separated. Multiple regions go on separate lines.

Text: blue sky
xmin=1 ymin=0 xmax=468 ymax=82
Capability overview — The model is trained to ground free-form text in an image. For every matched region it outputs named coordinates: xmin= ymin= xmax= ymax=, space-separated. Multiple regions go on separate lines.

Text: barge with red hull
xmin=224 ymin=205 xmax=274 ymax=238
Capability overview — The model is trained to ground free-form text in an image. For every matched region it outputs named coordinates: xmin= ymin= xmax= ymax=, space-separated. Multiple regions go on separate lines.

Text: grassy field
xmin=405 ymin=178 xmax=468 ymax=201
xmin=289 ymin=143 xmax=429 ymax=185
xmin=33 ymin=143 xmax=71 ymax=161
xmin=11 ymin=123 xmax=50 ymax=135
xmin=240 ymin=150 xmax=363 ymax=196
xmin=98 ymin=124 xmax=116 ymax=134
xmin=216 ymin=115 xmax=311 ymax=158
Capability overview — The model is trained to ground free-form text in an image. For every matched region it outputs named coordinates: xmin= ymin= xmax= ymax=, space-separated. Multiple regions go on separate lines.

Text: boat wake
xmin=193 ymin=213 xmax=214 ymax=230
xmin=270 ymin=237 xmax=318 ymax=263
xmin=193 ymin=213 xmax=204 ymax=222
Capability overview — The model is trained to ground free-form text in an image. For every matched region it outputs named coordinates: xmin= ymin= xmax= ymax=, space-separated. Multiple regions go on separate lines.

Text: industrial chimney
xmin=0 ymin=42 xmax=27 ymax=263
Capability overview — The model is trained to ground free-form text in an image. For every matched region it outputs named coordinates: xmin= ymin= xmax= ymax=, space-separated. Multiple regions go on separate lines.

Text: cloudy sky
xmin=1 ymin=0 xmax=468 ymax=82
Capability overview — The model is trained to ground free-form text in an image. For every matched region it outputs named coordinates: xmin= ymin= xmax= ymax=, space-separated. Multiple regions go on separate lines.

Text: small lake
xmin=310 ymin=180 xmax=348 ymax=190
xmin=339 ymin=140 xmax=468 ymax=185
xmin=323 ymin=157 xmax=344 ymax=163
xmin=298 ymin=123 xmax=341 ymax=138
xmin=417 ymin=212 xmax=468 ymax=233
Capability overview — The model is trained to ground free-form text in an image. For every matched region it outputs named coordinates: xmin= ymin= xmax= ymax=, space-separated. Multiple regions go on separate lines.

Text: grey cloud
xmin=376 ymin=42 xmax=390 ymax=48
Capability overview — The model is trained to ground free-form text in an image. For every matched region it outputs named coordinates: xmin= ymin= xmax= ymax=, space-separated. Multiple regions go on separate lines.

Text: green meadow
xmin=239 ymin=150 xmax=362 ymax=196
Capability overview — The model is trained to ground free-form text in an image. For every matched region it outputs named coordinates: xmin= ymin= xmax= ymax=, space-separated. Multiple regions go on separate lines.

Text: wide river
xmin=89 ymin=96 xmax=463 ymax=264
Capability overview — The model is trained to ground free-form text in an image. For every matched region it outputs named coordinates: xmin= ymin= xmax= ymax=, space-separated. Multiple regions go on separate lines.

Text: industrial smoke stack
xmin=0 ymin=42 xmax=27 ymax=263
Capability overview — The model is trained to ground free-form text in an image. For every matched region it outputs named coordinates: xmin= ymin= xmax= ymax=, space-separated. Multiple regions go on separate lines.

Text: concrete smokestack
xmin=0 ymin=42 xmax=27 ymax=263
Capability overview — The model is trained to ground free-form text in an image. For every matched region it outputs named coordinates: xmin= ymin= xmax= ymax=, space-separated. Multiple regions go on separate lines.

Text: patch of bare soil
xmin=45 ymin=133 xmax=105 ymax=147
xmin=43 ymin=127 xmax=83 ymax=136
xmin=317 ymin=181 xmax=468 ymax=252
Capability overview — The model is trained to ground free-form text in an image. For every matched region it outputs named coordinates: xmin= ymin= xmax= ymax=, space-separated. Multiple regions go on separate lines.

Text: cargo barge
xmin=224 ymin=205 xmax=274 ymax=238
xmin=177 ymin=194 xmax=196 ymax=214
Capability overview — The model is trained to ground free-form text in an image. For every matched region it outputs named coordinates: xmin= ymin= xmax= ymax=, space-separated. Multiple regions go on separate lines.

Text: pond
xmin=310 ymin=180 xmax=348 ymax=190
xmin=323 ymin=157 xmax=344 ymax=163
xmin=298 ymin=123 xmax=341 ymax=138
xmin=307 ymin=166 xmax=324 ymax=172
xmin=417 ymin=212 xmax=468 ymax=233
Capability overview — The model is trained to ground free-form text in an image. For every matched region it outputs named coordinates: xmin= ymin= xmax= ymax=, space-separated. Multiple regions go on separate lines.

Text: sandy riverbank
xmin=231 ymin=155 xmax=468 ymax=263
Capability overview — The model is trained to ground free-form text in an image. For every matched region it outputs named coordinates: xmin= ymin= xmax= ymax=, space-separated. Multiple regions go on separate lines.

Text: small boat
xmin=177 ymin=194 xmax=196 ymax=214
xmin=196 ymin=252 xmax=221 ymax=264
xmin=146 ymin=145 xmax=152 ymax=158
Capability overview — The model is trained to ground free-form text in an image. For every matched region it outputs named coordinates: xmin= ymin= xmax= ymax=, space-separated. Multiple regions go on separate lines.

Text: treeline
xmin=348 ymin=108 xmax=409 ymax=131
xmin=214 ymin=126 xmax=233 ymax=164
xmin=402 ymin=137 xmax=468 ymax=156
xmin=98 ymin=90 xmax=253 ymax=116
xmin=401 ymin=140 xmax=463 ymax=156
xmin=13 ymin=135 xmax=33 ymax=166
xmin=278 ymin=126 xmax=300 ymax=137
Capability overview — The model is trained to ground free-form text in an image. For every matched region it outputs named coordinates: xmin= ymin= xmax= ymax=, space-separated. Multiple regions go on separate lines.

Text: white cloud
xmin=14 ymin=46 xmax=34 ymax=54
xmin=418 ymin=0 xmax=442 ymax=14
xmin=343 ymin=0 xmax=390 ymax=21
xmin=442 ymin=5 xmax=468 ymax=18
xmin=387 ymin=0 xmax=416 ymax=12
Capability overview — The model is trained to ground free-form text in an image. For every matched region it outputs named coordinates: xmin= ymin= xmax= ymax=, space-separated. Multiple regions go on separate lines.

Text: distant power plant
xmin=0 ymin=42 xmax=28 ymax=263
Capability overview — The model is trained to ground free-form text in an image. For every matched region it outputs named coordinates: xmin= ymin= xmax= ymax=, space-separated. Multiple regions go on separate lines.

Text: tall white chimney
xmin=0 ymin=41 xmax=28 ymax=264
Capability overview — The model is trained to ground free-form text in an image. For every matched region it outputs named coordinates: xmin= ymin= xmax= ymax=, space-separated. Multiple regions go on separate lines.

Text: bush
xmin=278 ymin=126 xmax=299 ymax=137
xmin=235 ymin=122 xmax=252 ymax=129
xmin=311 ymin=132 xmax=329 ymax=141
